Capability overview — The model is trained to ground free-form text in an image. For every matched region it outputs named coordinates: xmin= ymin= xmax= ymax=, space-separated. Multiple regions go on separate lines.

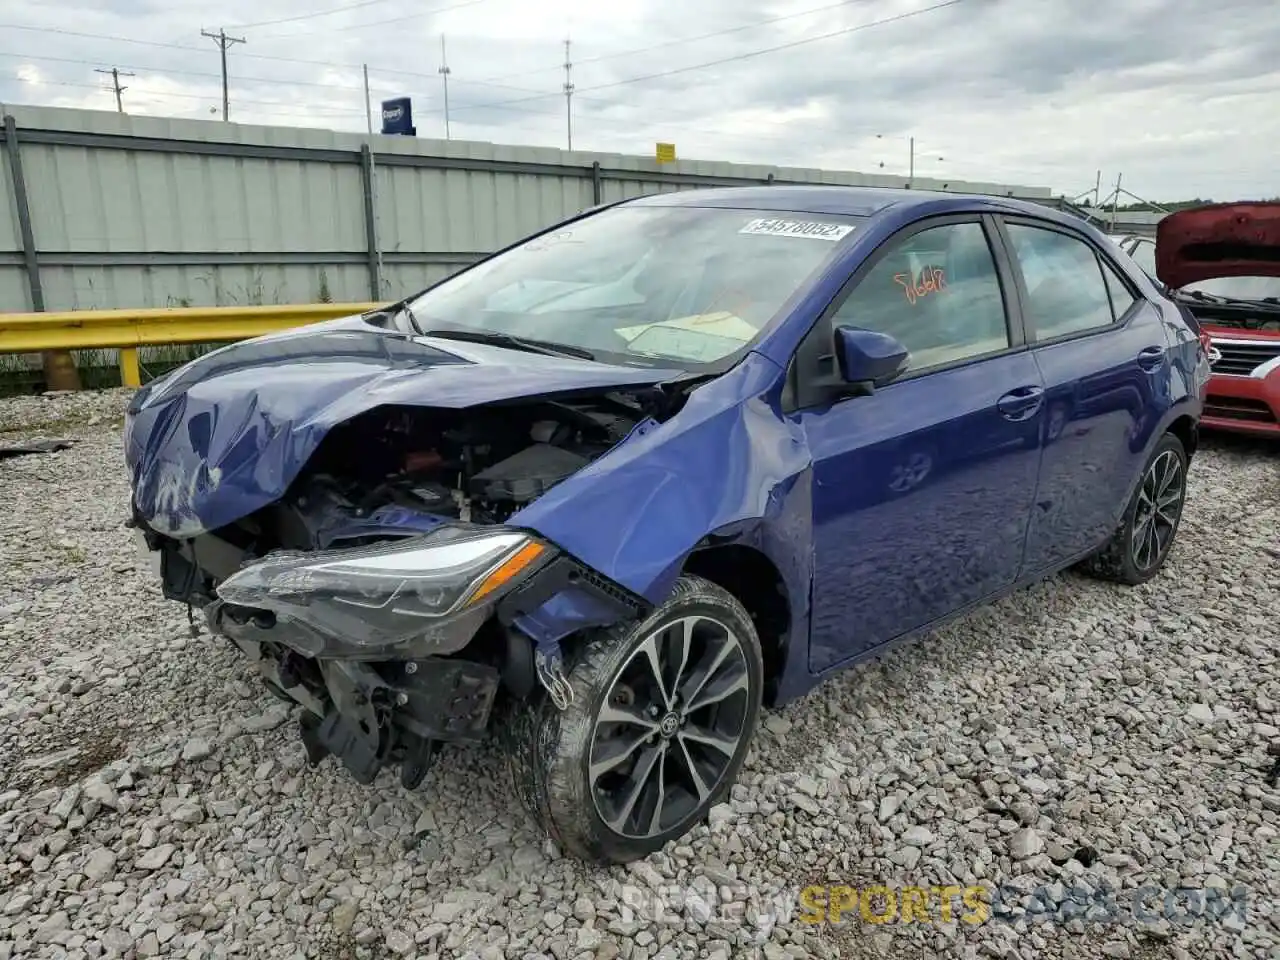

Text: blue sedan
xmin=123 ymin=186 xmax=1210 ymax=863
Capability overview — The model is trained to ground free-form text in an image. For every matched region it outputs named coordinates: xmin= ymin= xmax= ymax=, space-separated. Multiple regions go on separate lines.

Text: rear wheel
xmin=504 ymin=575 xmax=763 ymax=863
xmin=1078 ymin=431 xmax=1189 ymax=585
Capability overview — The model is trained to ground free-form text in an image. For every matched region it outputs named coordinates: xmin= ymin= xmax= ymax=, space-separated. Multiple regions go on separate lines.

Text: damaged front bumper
xmin=137 ymin=521 xmax=647 ymax=787
xmin=211 ymin=607 xmax=501 ymax=787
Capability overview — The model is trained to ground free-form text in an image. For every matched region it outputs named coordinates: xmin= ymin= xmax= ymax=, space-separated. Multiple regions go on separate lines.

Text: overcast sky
xmin=0 ymin=0 xmax=1276 ymax=201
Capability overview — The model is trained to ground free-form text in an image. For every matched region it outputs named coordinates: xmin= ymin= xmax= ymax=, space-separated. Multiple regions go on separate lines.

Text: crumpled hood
xmin=1156 ymin=202 xmax=1280 ymax=288
xmin=124 ymin=313 xmax=680 ymax=537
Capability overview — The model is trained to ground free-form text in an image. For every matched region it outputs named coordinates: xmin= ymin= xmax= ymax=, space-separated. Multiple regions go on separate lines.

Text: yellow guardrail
xmin=0 ymin=302 xmax=386 ymax=387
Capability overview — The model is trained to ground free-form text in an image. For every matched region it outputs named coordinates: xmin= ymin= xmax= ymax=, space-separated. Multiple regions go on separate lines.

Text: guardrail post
xmin=3 ymin=115 xmax=80 ymax=391
xmin=359 ymin=144 xmax=383 ymax=300
xmin=118 ymin=348 xmax=142 ymax=388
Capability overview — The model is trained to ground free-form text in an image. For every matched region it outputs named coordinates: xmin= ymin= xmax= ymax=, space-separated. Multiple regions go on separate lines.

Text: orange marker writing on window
xmin=894 ymin=266 xmax=947 ymax=305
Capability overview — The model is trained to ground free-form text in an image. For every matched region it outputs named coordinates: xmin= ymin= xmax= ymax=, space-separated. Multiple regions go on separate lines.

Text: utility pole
xmin=563 ymin=38 xmax=574 ymax=151
xmin=1093 ymin=169 xmax=1101 ymax=208
xmin=363 ymin=64 xmax=373 ymax=135
xmin=95 ymin=67 xmax=134 ymax=113
xmin=908 ymin=136 xmax=914 ymax=185
xmin=438 ymin=35 xmax=452 ymax=140
xmin=1111 ymin=173 xmax=1122 ymax=232
xmin=201 ymin=28 xmax=246 ymax=122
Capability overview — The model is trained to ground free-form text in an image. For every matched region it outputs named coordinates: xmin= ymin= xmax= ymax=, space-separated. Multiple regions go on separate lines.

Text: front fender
xmin=509 ymin=351 xmax=814 ymax=641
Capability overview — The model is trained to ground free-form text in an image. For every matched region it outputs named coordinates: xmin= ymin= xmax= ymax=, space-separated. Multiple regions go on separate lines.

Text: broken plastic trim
xmin=214 ymin=524 xmax=554 ymax=658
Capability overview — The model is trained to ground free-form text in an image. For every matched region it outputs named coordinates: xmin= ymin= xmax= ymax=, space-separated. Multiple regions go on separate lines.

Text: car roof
xmin=627 ymin=184 xmax=1066 ymax=221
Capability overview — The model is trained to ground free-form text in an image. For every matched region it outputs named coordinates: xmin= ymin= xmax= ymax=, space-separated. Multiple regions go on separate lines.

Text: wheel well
xmin=681 ymin=545 xmax=791 ymax=704
xmin=1167 ymin=414 xmax=1198 ymax=459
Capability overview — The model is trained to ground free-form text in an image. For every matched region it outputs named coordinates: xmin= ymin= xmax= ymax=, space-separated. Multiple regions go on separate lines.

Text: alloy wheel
xmin=588 ymin=615 xmax=751 ymax=840
xmin=1130 ymin=449 xmax=1184 ymax=571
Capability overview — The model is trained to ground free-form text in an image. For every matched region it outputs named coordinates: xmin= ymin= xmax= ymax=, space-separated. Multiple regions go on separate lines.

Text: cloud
xmin=0 ymin=0 xmax=1276 ymax=200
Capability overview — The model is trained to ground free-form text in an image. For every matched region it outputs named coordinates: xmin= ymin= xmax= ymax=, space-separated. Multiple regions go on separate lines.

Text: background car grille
xmin=1211 ymin=338 xmax=1280 ymax=376
xmin=1204 ymin=395 xmax=1278 ymax=424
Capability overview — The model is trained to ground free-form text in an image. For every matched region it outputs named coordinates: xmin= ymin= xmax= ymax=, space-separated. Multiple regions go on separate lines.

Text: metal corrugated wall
xmin=0 ymin=103 xmax=1054 ymax=313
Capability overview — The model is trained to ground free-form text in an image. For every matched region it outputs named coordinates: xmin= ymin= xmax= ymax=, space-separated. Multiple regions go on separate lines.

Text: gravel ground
xmin=1 ymin=389 xmax=1277 ymax=960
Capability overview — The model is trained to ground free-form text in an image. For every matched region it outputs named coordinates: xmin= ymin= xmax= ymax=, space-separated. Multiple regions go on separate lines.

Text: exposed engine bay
xmin=134 ymin=391 xmax=656 ymax=790
xmin=267 ymin=394 xmax=642 ymax=549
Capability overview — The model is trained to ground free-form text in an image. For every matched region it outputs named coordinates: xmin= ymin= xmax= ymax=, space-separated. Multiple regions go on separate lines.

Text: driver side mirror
xmin=834 ymin=325 xmax=910 ymax=392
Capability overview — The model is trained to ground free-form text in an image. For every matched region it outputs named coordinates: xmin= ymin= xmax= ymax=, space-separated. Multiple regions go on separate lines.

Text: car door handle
xmin=997 ymin=385 xmax=1044 ymax=421
xmin=1137 ymin=346 xmax=1166 ymax=371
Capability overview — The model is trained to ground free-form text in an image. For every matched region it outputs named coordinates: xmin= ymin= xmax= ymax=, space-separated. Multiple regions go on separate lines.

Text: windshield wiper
xmin=1179 ymin=289 xmax=1280 ymax=310
xmin=419 ymin=327 xmax=596 ymax=361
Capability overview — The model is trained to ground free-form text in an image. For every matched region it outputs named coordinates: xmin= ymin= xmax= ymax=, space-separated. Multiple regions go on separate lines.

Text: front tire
xmin=1078 ymin=431 xmax=1189 ymax=585
xmin=504 ymin=575 xmax=764 ymax=864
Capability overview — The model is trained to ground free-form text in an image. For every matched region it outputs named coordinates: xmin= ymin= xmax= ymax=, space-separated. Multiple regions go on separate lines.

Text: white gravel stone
xmin=383 ymin=929 xmax=413 ymax=954
xmin=81 ymin=847 xmax=117 ymax=883
xmin=134 ymin=843 xmax=175 ymax=870
xmin=180 ymin=737 xmax=213 ymax=761
xmin=1185 ymin=703 xmax=1216 ymax=724
xmin=82 ymin=778 xmax=119 ymax=810
xmin=903 ymin=825 xmax=935 ymax=846
xmin=1010 ymin=828 xmax=1044 ymax=859
xmin=1 ymin=390 xmax=1277 ymax=960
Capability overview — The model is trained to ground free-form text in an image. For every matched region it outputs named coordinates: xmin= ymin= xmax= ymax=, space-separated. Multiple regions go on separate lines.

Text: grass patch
xmin=56 ymin=543 xmax=88 ymax=564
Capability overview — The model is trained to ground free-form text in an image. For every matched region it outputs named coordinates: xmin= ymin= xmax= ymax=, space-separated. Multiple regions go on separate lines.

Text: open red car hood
xmin=1155 ymin=202 xmax=1280 ymax=288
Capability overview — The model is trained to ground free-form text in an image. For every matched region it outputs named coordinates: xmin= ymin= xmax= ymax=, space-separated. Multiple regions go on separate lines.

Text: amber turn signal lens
xmin=464 ymin=540 xmax=547 ymax=607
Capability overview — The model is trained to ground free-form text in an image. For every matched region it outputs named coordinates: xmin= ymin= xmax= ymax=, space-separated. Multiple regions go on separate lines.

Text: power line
xmin=1 ymin=24 xmax=210 ymax=56
xmin=249 ymin=0 xmax=492 ymax=39
xmin=93 ymin=66 xmax=133 ymax=113
xmin=0 ymin=23 xmax=361 ymax=72
xmin=229 ymin=0 xmax=398 ymax=30
xmin=475 ymin=0 xmax=883 ymax=86
xmin=19 ymin=76 xmax=367 ymax=116
xmin=201 ymin=28 xmax=247 ymax=122
xmin=451 ymin=0 xmax=968 ymax=115
xmin=0 ymin=50 xmax=391 ymax=94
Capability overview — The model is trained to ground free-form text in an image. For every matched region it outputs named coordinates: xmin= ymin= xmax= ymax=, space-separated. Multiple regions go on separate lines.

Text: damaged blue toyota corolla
xmin=124 ymin=186 xmax=1209 ymax=863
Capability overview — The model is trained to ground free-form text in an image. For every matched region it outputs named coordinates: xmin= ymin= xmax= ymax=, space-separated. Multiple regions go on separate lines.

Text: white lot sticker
xmin=738 ymin=218 xmax=854 ymax=241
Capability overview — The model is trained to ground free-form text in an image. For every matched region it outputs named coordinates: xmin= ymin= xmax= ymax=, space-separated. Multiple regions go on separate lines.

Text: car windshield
xmin=405 ymin=205 xmax=861 ymax=370
xmin=1182 ymin=275 xmax=1280 ymax=301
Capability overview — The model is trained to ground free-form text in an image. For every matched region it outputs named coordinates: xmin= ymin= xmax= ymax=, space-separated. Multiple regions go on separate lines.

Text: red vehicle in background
xmin=1151 ymin=203 xmax=1280 ymax=438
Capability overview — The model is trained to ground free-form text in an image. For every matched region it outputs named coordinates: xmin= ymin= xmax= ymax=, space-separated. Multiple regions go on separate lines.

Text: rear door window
xmin=1005 ymin=224 xmax=1116 ymax=340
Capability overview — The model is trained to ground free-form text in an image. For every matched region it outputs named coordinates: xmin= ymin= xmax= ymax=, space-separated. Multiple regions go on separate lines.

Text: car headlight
xmin=215 ymin=525 xmax=551 ymax=658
